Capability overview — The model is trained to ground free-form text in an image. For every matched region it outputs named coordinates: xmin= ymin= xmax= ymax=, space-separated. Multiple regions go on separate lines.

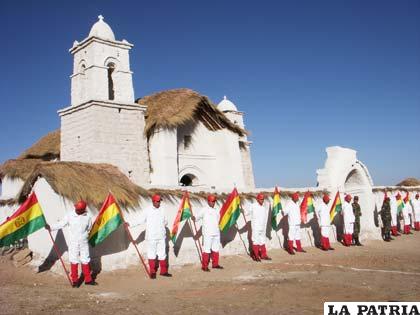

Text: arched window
xmin=180 ymin=174 xmax=197 ymax=186
xmin=107 ymin=62 xmax=115 ymax=100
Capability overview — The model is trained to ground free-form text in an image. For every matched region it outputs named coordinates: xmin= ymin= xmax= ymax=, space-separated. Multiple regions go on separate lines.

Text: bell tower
xmin=59 ymin=16 xmax=150 ymax=186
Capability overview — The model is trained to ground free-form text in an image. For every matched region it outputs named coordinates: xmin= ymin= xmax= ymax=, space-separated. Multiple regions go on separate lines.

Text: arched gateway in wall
xmin=317 ymin=146 xmax=380 ymax=239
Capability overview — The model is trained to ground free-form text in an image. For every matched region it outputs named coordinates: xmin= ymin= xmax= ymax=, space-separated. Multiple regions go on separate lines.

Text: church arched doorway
xmin=180 ymin=173 xmax=198 ymax=187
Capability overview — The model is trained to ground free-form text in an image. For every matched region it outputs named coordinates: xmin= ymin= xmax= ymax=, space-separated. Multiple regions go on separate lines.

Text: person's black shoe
xmin=328 ymin=247 xmax=335 ymax=250
xmin=212 ymin=265 xmax=224 ymax=269
xmin=202 ymin=267 xmax=210 ymax=272
xmin=261 ymin=257 xmax=272 ymax=261
xmin=161 ymin=272 xmax=172 ymax=277
xmin=150 ymin=273 xmax=156 ymax=279
xmin=85 ymin=280 xmax=98 ymax=286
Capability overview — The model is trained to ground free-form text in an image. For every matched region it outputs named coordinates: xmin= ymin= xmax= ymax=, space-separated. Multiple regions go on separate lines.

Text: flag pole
xmin=238 ymin=203 xmax=251 ymax=256
xmin=117 ymin=207 xmax=151 ymax=279
xmin=186 ymin=191 xmax=203 ymax=258
xmin=46 ymin=230 xmax=73 ymax=286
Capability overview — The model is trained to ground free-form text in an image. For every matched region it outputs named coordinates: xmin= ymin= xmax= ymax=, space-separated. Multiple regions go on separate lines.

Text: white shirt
xmin=51 ymin=211 xmax=92 ymax=242
xmin=196 ymin=205 xmax=220 ymax=237
xmin=342 ymin=201 xmax=355 ymax=224
xmin=316 ymin=202 xmax=330 ymax=227
xmin=245 ymin=202 xmax=268 ymax=232
xmin=412 ymin=199 xmax=420 ymax=216
xmin=131 ymin=206 xmax=168 ymax=240
xmin=402 ymin=201 xmax=412 ymax=219
xmin=283 ymin=200 xmax=301 ymax=226
xmin=390 ymin=197 xmax=398 ymax=215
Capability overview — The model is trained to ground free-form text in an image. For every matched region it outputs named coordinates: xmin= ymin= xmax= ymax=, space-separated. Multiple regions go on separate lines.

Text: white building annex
xmin=0 ymin=16 xmax=419 ymax=272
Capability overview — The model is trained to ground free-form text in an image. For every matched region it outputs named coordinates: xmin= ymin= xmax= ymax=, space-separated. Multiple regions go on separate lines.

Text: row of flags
xmin=0 ymin=188 xmax=352 ymax=249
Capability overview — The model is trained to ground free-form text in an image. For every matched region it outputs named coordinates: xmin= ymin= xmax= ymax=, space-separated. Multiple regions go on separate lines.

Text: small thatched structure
xmin=137 ymin=88 xmax=247 ymax=138
xmin=397 ymin=178 xmax=420 ymax=187
xmin=18 ymin=130 xmax=60 ymax=160
xmin=17 ymin=161 xmax=148 ymax=209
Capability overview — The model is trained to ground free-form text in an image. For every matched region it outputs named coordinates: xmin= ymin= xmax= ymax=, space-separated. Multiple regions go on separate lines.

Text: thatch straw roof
xmin=137 ymin=89 xmax=247 ymax=138
xmin=17 ymin=161 xmax=148 ymax=209
xmin=396 ymin=178 xmax=420 ymax=187
xmin=18 ymin=130 xmax=60 ymax=160
xmin=0 ymin=159 xmax=43 ymax=181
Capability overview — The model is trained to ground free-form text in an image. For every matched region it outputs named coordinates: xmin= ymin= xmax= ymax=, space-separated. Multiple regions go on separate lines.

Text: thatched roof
xmin=137 ymin=89 xmax=247 ymax=138
xmin=18 ymin=130 xmax=60 ymax=160
xmin=396 ymin=178 xmax=420 ymax=187
xmin=16 ymin=161 xmax=148 ymax=209
xmin=0 ymin=159 xmax=43 ymax=181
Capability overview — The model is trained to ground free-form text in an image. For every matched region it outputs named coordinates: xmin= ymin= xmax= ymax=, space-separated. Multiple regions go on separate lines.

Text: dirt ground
xmin=1 ymin=233 xmax=419 ymax=315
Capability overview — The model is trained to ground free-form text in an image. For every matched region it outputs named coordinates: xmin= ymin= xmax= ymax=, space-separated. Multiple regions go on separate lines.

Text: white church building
xmin=59 ymin=15 xmax=255 ymax=190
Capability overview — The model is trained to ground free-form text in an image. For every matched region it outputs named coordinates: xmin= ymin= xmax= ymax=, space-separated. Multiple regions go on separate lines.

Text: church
xmin=60 ymin=15 xmax=255 ymax=190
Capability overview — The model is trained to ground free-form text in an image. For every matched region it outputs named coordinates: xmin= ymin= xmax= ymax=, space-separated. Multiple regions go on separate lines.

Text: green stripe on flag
xmin=181 ymin=208 xmax=191 ymax=221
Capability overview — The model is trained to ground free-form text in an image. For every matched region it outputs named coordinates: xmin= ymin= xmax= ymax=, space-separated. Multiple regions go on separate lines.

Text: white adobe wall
xmin=59 ymin=102 xmax=150 ymax=186
xmin=0 ymin=176 xmax=24 ymax=200
xmin=148 ymin=127 xmax=179 ymax=186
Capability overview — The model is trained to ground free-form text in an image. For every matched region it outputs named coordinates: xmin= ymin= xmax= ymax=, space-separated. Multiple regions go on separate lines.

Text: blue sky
xmin=1 ymin=0 xmax=419 ymax=187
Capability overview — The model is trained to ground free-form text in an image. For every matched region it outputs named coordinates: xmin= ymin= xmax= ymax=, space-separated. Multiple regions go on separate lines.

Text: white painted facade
xmin=59 ymin=16 xmax=255 ymax=190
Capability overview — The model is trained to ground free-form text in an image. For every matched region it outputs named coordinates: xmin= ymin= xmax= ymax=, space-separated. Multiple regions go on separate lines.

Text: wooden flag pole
xmin=46 ymin=230 xmax=73 ymax=286
xmin=238 ymin=208 xmax=251 ymax=256
xmin=186 ymin=192 xmax=203 ymax=258
xmin=187 ymin=219 xmax=202 ymax=263
xmin=117 ymin=207 xmax=150 ymax=278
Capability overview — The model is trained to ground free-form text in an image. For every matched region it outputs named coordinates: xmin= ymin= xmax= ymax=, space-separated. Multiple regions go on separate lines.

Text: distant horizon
xmin=1 ymin=1 xmax=419 ymax=187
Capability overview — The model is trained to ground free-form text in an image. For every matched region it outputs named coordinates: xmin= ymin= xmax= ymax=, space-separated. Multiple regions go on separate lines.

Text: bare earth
xmin=1 ymin=233 xmax=419 ymax=315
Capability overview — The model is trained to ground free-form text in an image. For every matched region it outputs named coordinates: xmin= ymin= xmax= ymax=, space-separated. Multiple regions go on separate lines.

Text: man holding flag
xmin=342 ymin=194 xmax=355 ymax=247
xmin=127 ymin=194 xmax=172 ymax=279
xmin=45 ymin=200 xmax=97 ymax=287
xmin=315 ymin=194 xmax=334 ymax=251
xmin=193 ymin=194 xmax=223 ymax=271
xmin=283 ymin=192 xmax=305 ymax=255
xmin=402 ymin=194 xmax=413 ymax=235
xmin=413 ymin=193 xmax=420 ymax=231
xmin=244 ymin=193 xmax=271 ymax=261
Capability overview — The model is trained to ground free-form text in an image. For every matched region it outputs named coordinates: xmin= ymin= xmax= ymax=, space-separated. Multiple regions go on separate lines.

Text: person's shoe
xmin=161 ymin=272 xmax=172 ymax=277
xmin=212 ymin=265 xmax=224 ymax=269
xmin=201 ymin=267 xmax=210 ymax=272
xmin=150 ymin=273 xmax=156 ymax=279
xmin=328 ymin=247 xmax=335 ymax=250
xmin=252 ymin=255 xmax=261 ymax=262
xmin=85 ymin=280 xmax=98 ymax=286
xmin=71 ymin=282 xmax=78 ymax=288
xmin=261 ymin=256 xmax=272 ymax=261
xmin=297 ymin=248 xmax=306 ymax=253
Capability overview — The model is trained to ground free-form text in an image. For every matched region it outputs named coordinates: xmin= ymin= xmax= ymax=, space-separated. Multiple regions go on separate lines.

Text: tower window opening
xmin=184 ymin=135 xmax=192 ymax=149
xmin=107 ymin=62 xmax=115 ymax=100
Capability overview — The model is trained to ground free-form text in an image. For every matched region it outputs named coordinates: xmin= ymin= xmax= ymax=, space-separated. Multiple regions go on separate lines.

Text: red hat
xmin=404 ymin=197 xmax=409 ymax=203
xmin=323 ymin=194 xmax=330 ymax=203
xmin=291 ymin=192 xmax=299 ymax=201
xmin=256 ymin=193 xmax=265 ymax=200
xmin=207 ymin=194 xmax=217 ymax=202
xmin=345 ymin=194 xmax=352 ymax=202
xmin=396 ymin=193 xmax=401 ymax=200
xmin=74 ymin=200 xmax=87 ymax=211
xmin=152 ymin=194 xmax=161 ymax=202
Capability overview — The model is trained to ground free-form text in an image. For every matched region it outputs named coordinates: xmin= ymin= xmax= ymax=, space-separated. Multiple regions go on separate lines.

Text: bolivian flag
xmin=271 ymin=187 xmax=282 ymax=229
xmin=329 ymin=191 xmax=342 ymax=223
xmin=170 ymin=191 xmax=192 ymax=243
xmin=89 ymin=193 xmax=123 ymax=247
xmin=0 ymin=192 xmax=46 ymax=247
xmin=219 ymin=188 xmax=241 ymax=232
xmin=300 ymin=191 xmax=315 ymax=224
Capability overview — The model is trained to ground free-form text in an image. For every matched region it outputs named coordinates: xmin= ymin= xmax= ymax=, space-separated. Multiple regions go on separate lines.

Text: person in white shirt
xmin=128 ymin=194 xmax=171 ymax=279
xmin=342 ymin=194 xmax=355 ymax=247
xmin=389 ymin=193 xmax=400 ymax=237
xmin=245 ymin=193 xmax=271 ymax=261
xmin=194 ymin=194 xmax=223 ymax=271
xmin=45 ymin=200 xmax=96 ymax=287
xmin=283 ymin=192 xmax=305 ymax=255
xmin=402 ymin=195 xmax=413 ymax=235
xmin=315 ymin=194 xmax=334 ymax=251
xmin=412 ymin=193 xmax=420 ymax=231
